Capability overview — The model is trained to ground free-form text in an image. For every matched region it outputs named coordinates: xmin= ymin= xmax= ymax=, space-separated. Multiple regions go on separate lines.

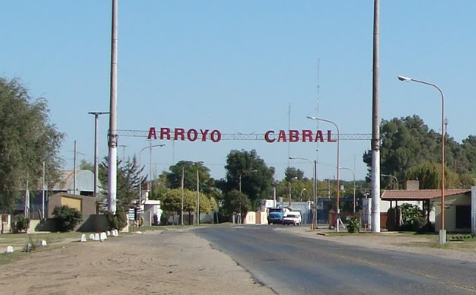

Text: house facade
xmin=380 ymin=186 xmax=475 ymax=234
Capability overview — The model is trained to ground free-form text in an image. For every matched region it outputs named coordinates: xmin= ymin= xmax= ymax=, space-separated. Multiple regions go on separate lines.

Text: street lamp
xmin=340 ymin=167 xmax=356 ymax=214
xmin=398 ymin=75 xmax=446 ymax=244
xmin=307 ymin=116 xmax=342 ymax=232
xmin=289 ymin=156 xmax=317 ymax=229
xmin=138 ymin=144 xmax=165 ymax=224
xmin=300 ymin=188 xmax=306 ymax=201
xmin=287 ymin=176 xmax=298 ymax=207
xmin=381 ymin=174 xmax=398 ymax=189
xmin=88 ymin=111 xmax=109 ymax=199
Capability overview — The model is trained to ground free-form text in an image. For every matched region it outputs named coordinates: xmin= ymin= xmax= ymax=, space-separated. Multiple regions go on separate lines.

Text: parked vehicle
xmin=267 ymin=207 xmax=290 ymax=225
xmin=282 ymin=212 xmax=301 ymax=226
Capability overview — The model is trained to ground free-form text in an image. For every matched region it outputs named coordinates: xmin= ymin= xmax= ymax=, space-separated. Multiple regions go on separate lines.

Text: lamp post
xmin=181 ymin=166 xmax=184 ymax=226
xmin=307 ymin=116 xmax=341 ymax=231
xmin=196 ymin=165 xmax=200 ymax=226
xmin=119 ymin=144 xmax=127 ymax=163
xmin=381 ymin=174 xmax=398 ymax=189
xmin=88 ymin=111 xmax=109 ymax=199
xmin=398 ymin=75 xmax=446 ymax=244
xmin=300 ymin=188 xmax=306 ymax=201
xmin=289 ymin=156 xmax=317 ymax=229
xmin=340 ymin=167 xmax=356 ymax=213
xmin=138 ymin=144 xmax=165 ymax=224
xmin=287 ymin=176 xmax=298 ymax=207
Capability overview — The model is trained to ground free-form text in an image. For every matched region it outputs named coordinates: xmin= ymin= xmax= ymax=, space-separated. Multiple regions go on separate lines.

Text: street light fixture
xmin=289 ymin=156 xmax=317 ymax=229
xmin=398 ymin=75 xmax=446 ymax=244
xmin=340 ymin=167 xmax=356 ymax=213
xmin=307 ymin=116 xmax=342 ymax=232
xmin=138 ymin=144 xmax=165 ymax=224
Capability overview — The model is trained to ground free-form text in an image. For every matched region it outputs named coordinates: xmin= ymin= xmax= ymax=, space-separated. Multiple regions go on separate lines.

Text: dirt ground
xmin=0 ymin=229 xmax=275 ymax=295
xmin=1 ymin=226 xmax=475 ymax=295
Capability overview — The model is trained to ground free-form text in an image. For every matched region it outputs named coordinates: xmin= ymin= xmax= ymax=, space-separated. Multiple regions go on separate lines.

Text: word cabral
xmin=147 ymin=127 xmax=336 ymax=143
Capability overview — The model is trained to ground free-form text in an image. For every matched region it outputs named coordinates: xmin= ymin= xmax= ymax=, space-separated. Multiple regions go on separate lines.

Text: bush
xmin=416 ymin=217 xmax=435 ymax=233
xmin=52 ymin=205 xmax=83 ymax=232
xmin=347 ymin=215 xmax=360 ymax=233
xmin=104 ymin=206 xmax=128 ymax=230
xmin=15 ymin=215 xmax=30 ymax=233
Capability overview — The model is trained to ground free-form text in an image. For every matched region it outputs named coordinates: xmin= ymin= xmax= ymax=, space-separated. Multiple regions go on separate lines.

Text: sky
xmin=1 ymin=1 xmax=476 ymax=184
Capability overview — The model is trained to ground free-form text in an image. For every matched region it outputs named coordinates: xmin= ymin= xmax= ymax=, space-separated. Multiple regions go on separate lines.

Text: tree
xmin=165 ymin=161 xmax=214 ymax=193
xmin=363 ymin=115 xmax=475 ymax=188
xmin=222 ymin=189 xmax=251 ymax=219
xmin=161 ymin=189 xmax=183 ymax=213
xmin=284 ymin=167 xmax=305 ymax=181
xmin=462 ymin=135 xmax=476 ymax=174
xmin=0 ymin=78 xmax=64 ymax=212
xmin=406 ymin=161 xmax=472 ymax=189
xmin=222 ymin=150 xmax=275 ymax=210
xmin=99 ymin=155 xmax=145 ymax=206
xmin=363 ymin=115 xmax=439 ymax=182
xmin=79 ymin=159 xmax=94 ymax=172
xmin=161 ymin=188 xmax=217 ymax=223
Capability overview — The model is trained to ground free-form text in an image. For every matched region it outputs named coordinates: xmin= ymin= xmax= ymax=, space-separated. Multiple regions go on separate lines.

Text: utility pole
xmin=181 ymin=166 xmax=184 ymax=226
xmin=74 ymin=140 xmax=77 ymax=195
xmin=108 ymin=0 xmax=118 ymax=213
xmin=371 ymin=0 xmax=381 ymax=232
xmin=89 ymin=111 xmax=109 ymax=199
xmin=196 ymin=167 xmax=200 ymax=226
xmin=42 ymin=161 xmax=45 ymax=219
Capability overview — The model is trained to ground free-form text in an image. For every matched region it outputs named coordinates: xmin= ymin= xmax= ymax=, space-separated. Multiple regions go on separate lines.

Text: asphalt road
xmin=195 ymin=225 xmax=476 ymax=295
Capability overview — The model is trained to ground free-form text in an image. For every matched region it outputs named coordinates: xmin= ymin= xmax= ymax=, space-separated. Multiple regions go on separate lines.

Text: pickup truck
xmin=267 ymin=207 xmax=290 ymax=225
xmin=282 ymin=212 xmax=302 ymax=226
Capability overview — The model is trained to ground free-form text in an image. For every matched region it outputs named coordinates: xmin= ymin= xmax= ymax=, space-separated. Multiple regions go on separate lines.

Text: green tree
xmin=222 ymin=150 xmax=275 ymax=210
xmin=0 ymin=78 xmax=64 ymax=212
xmin=284 ymin=167 xmax=305 ymax=181
xmin=363 ymin=115 xmax=439 ymax=183
xmin=462 ymin=135 xmax=476 ymax=174
xmin=79 ymin=159 xmax=94 ymax=172
xmin=222 ymin=189 xmax=251 ymax=219
xmin=99 ymin=156 xmax=145 ymax=206
xmin=363 ymin=115 xmax=474 ymax=188
xmin=161 ymin=188 xmax=183 ymax=213
xmin=165 ymin=161 xmax=214 ymax=192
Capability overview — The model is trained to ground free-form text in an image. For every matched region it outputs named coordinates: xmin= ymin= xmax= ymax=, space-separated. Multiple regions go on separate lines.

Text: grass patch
xmin=0 ymin=251 xmax=24 ymax=265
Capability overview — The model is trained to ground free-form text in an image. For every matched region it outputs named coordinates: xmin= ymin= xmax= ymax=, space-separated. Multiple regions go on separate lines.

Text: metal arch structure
xmin=116 ymin=129 xmax=372 ymax=141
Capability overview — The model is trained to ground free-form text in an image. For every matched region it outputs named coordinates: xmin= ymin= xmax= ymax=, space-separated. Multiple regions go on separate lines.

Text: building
xmin=379 ymin=182 xmax=475 ymax=234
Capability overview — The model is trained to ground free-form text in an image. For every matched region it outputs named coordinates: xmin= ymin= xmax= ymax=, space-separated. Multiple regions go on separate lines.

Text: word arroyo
xmin=264 ymin=130 xmax=336 ymax=143
xmin=148 ymin=127 xmax=222 ymax=142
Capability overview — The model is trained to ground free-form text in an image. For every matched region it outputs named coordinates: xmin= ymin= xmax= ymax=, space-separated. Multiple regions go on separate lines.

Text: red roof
xmin=381 ymin=189 xmax=470 ymax=201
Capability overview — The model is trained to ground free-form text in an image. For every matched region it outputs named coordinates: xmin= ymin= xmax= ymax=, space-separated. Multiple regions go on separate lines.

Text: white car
xmin=282 ymin=212 xmax=301 ymax=226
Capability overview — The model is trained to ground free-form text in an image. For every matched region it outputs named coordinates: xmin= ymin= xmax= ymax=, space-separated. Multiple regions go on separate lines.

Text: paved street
xmin=195 ymin=225 xmax=476 ymax=295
